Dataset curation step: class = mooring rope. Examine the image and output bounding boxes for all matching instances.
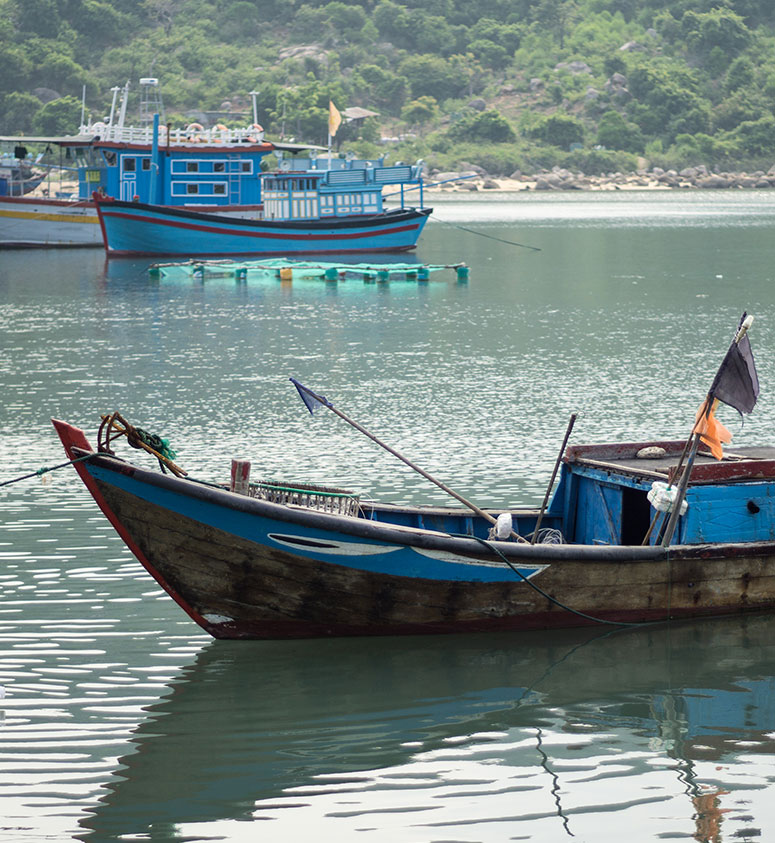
[457,533,647,627]
[431,215,542,251]
[0,452,94,488]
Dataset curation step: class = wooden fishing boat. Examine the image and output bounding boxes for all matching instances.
[53,406,775,638]
[49,315,764,639]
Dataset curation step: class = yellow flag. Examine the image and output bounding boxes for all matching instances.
[328,100,342,137]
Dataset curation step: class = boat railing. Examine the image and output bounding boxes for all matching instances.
[319,164,422,188]
[249,479,361,516]
[278,158,386,172]
[79,123,266,146]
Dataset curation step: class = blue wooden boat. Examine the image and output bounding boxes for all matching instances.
[52,408,775,638]
[0,83,277,246]
[1,81,427,249]
[93,182,431,257]
[0,155,46,196]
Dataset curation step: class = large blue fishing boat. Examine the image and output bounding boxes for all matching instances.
[92,156,430,257]
[0,81,428,250]
[0,83,279,246]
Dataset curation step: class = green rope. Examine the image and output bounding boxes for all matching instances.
[132,427,177,462]
[0,453,93,488]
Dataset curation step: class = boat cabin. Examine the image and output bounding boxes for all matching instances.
[262,155,425,220]
[96,139,269,206]
[553,442,775,546]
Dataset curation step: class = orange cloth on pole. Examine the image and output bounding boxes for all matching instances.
[696,398,732,460]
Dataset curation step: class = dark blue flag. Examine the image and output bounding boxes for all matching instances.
[290,377,332,415]
[709,313,759,415]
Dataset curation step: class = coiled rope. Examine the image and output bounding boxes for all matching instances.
[98,412,186,476]
[1,413,186,488]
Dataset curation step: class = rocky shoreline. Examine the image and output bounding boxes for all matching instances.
[428,164,775,192]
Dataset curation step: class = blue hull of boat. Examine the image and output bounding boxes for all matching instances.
[52,418,775,640]
[95,196,432,257]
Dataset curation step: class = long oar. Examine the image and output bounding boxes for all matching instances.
[290,378,528,542]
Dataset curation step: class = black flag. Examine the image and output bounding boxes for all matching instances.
[709,312,759,415]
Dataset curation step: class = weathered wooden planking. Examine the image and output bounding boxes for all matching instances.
[93,477,775,639]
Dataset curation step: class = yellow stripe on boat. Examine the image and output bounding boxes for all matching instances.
[0,209,98,224]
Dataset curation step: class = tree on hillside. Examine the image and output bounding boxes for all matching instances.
[144,0,185,36]
[352,65,408,114]
[724,55,755,93]
[730,115,775,156]
[528,112,583,148]
[681,8,752,58]
[398,54,465,102]
[626,61,709,141]
[456,109,516,142]
[595,110,644,153]
[401,96,440,134]
[32,96,82,134]
[532,0,579,49]
[1,92,42,133]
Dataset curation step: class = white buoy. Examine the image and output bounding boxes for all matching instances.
[494,512,513,539]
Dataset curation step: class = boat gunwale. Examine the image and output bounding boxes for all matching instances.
[67,445,738,564]
[94,195,433,231]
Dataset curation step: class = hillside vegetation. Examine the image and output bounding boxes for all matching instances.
[3,0,775,175]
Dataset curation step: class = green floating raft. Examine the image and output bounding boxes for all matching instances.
[148,258,469,283]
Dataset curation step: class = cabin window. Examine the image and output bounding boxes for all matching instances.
[142,159,151,171]
[103,151,117,166]
[171,181,227,197]
[186,162,199,173]
[240,161,251,173]
[124,158,136,172]
[214,162,225,173]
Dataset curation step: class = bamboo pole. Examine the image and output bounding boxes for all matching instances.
[291,378,528,542]
[659,314,754,547]
[531,413,576,544]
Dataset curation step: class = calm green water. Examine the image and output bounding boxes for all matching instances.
[1,191,775,841]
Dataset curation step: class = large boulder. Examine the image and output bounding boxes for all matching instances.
[697,175,731,188]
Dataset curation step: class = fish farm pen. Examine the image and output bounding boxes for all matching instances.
[148,258,470,283]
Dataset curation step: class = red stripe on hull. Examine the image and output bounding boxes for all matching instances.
[106,244,419,258]
[101,209,421,241]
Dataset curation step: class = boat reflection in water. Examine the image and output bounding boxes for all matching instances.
[78,613,775,842]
